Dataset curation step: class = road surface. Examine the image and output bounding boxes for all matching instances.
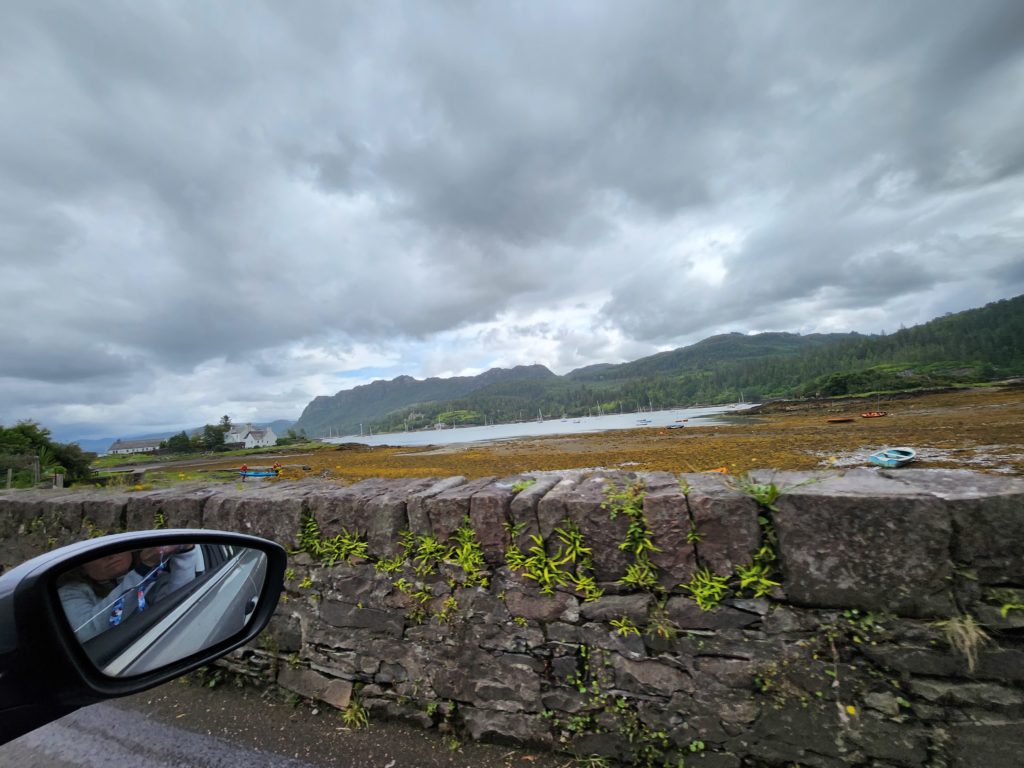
[0,679,567,768]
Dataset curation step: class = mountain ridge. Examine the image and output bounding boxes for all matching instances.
[293,295,1024,437]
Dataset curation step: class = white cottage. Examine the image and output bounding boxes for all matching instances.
[224,423,277,449]
[108,438,163,455]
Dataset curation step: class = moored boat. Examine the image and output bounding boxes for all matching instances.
[860,411,887,418]
[868,447,916,468]
[826,417,855,423]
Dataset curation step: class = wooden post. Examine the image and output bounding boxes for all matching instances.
[33,457,39,485]
[5,468,11,489]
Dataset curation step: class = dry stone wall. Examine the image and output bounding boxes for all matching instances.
[2,468,1024,767]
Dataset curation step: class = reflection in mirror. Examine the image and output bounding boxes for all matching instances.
[57,541,268,677]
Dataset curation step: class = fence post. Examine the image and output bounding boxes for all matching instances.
[5,468,11,489]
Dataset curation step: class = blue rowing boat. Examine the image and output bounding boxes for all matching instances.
[240,471,278,478]
[868,447,916,468]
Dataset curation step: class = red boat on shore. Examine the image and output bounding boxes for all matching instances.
[860,411,887,418]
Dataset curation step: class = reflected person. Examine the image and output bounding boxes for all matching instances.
[58,545,201,642]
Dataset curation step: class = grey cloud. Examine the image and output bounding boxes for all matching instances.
[2,1,1023,436]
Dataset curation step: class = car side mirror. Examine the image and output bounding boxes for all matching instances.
[0,530,286,745]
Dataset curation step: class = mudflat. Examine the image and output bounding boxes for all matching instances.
[190,384,1022,482]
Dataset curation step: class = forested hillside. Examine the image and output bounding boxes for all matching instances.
[296,295,1024,437]
[294,365,556,436]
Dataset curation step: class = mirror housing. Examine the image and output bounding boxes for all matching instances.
[0,530,285,745]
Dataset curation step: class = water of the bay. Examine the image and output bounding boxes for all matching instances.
[323,403,753,448]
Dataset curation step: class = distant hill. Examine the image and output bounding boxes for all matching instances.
[294,295,1024,436]
[565,332,860,382]
[293,364,557,437]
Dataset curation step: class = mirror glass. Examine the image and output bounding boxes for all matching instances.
[56,541,268,677]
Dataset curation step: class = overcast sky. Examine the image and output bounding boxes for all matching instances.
[2,1,1023,441]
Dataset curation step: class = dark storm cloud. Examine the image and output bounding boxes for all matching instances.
[1,1,1022,435]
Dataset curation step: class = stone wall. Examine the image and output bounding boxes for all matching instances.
[2,468,1024,767]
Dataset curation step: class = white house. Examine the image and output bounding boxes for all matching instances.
[224,424,277,449]
[108,438,163,455]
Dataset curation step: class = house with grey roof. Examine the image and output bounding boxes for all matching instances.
[223,423,277,449]
[108,438,163,455]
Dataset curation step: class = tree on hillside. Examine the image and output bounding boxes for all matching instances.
[219,415,232,431]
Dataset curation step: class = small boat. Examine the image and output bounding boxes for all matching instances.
[868,447,916,468]
[826,417,855,424]
[860,411,888,418]
[239,463,281,478]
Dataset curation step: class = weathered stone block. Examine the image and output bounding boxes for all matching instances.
[926,474,1024,585]
[428,473,499,544]
[535,475,579,541]
[362,478,436,557]
[508,476,558,551]
[433,652,541,713]
[460,707,554,748]
[580,593,653,623]
[202,485,308,546]
[81,494,127,533]
[564,472,634,582]
[683,473,762,576]
[949,721,1024,768]
[320,599,404,638]
[126,493,166,531]
[308,483,369,538]
[612,656,692,696]
[665,595,761,630]
[469,480,516,565]
[277,665,333,701]
[772,469,954,617]
[407,476,465,534]
[642,472,699,587]
[505,590,578,622]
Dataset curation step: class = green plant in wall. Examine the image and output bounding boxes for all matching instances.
[153,509,168,530]
[510,478,536,493]
[317,527,370,566]
[934,613,991,672]
[412,534,447,576]
[645,602,679,641]
[520,534,570,594]
[686,521,702,544]
[603,481,661,592]
[448,516,488,587]
[987,588,1024,618]
[610,616,640,637]
[398,528,416,560]
[682,567,730,611]
[734,558,780,599]
[374,555,404,574]
[555,520,604,602]
[436,595,459,624]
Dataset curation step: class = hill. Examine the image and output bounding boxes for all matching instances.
[293,365,557,437]
[293,295,1024,436]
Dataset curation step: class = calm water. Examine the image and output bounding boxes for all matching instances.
[323,404,753,448]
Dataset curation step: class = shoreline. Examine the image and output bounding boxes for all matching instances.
[130,385,1023,484]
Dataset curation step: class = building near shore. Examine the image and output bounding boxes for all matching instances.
[107,438,163,455]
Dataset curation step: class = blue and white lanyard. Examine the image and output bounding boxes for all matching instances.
[107,558,167,626]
